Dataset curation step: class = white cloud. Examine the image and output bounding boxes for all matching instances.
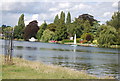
[32,14,39,20]
[70,3,91,11]
[0,2,117,27]
[49,8,58,12]
[1,2,14,11]
[112,2,118,8]
[103,12,111,17]
[58,2,71,9]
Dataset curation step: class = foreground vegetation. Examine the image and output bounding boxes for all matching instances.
[1,55,114,79]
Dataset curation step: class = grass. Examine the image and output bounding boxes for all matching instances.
[1,55,114,79]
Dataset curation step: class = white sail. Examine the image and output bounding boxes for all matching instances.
[74,34,76,45]
[71,34,77,47]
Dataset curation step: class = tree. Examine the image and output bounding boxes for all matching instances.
[97,25,117,47]
[91,21,100,37]
[3,27,13,36]
[81,33,94,42]
[54,24,68,41]
[23,20,39,41]
[36,21,47,41]
[53,11,67,41]
[106,11,120,45]
[60,11,65,24]
[66,12,71,24]
[78,14,97,26]
[14,14,25,39]
[106,11,120,30]
[54,14,59,24]
[41,29,55,42]
[83,20,92,33]
[46,23,57,32]
[68,18,84,38]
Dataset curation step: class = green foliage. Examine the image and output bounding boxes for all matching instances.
[60,11,65,24]
[3,27,13,36]
[97,25,117,47]
[46,23,57,32]
[36,22,47,41]
[3,27,13,32]
[67,23,75,37]
[14,14,25,39]
[106,11,120,45]
[91,21,100,37]
[54,14,59,24]
[66,12,71,24]
[106,11,120,30]
[41,29,55,42]
[81,33,94,42]
[53,11,67,41]
[83,20,92,33]
[54,24,68,41]
[76,38,81,43]
[62,39,74,44]
[67,19,83,38]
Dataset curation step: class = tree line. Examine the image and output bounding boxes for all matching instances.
[1,11,120,47]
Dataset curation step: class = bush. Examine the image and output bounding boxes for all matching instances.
[81,33,94,41]
[62,39,74,44]
[76,38,81,43]
[92,40,98,44]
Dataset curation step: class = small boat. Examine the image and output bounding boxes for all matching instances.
[71,34,77,47]
[29,37,36,42]
[49,40,58,43]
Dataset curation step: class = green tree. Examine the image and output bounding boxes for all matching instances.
[60,11,65,24]
[54,14,59,24]
[91,21,100,37]
[106,11,120,30]
[70,18,84,37]
[14,14,25,39]
[83,20,91,33]
[36,21,47,41]
[46,23,57,32]
[41,29,55,42]
[106,11,120,45]
[54,24,67,41]
[81,33,94,42]
[97,25,117,47]
[66,12,71,24]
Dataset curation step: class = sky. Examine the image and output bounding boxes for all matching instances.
[0,0,119,26]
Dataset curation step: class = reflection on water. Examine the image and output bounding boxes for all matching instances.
[0,39,119,78]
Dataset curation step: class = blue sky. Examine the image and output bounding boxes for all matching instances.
[0,0,119,26]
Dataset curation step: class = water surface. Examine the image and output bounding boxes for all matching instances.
[0,39,119,78]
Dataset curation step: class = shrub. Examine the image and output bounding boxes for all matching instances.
[81,33,94,41]
[62,39,74,44]
[76,38,81,43]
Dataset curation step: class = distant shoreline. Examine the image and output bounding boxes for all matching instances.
[0,38,120,49]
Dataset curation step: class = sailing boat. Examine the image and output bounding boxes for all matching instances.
[71,34,77,47]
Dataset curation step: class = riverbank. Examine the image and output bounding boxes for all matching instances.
[1,38,120,48]
[64,42,97,47]
[63,42,120,48]
[1,55,114,79]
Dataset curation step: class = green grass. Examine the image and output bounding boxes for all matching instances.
[1,55,114,79]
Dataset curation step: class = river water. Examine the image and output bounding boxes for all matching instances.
[0,39,119,78]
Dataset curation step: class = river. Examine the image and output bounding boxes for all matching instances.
[0,39,119,78]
